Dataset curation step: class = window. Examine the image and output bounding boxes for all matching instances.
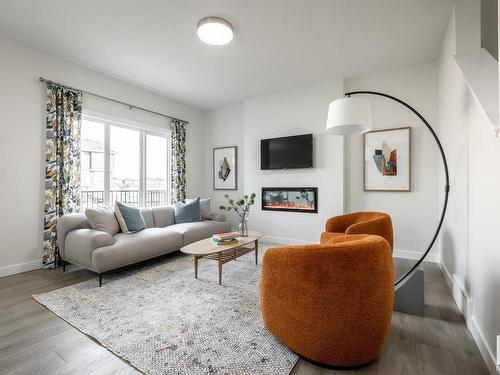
[110,125,141,206]
[80,116,170,210]
[81,119,105,207]
[146,133,169,207]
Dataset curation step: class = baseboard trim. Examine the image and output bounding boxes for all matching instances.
[261,235,314,246]
[0,260,41,278]
[438,257,498,375]
[438,259,473,319]
[469,316,498,375]
[438,257,454,289]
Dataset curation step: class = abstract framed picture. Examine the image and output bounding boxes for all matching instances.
[363,127,411,191]
[213,146,237,190]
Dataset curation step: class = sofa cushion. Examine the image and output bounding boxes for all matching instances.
[91,228,182,273]
[174,197,202,224]
[167,220,232,246]
[139,208,154,228]
[186,197,211,220]
[85,206,120,236]
[114,202,146,233]
[152,206,175,228]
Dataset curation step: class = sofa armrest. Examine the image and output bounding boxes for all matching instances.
[208,212,226,222]
[57,213,91,258]
[64,229,114,269]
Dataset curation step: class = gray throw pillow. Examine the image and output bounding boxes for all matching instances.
[85,206,120,235]
[114,202,146,233]
[186,197,211,220]
[174,197,202,224]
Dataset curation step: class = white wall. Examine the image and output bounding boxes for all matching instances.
[203,104,244,228]
[205,79,345,242]
[243,79,345,243]
[438,1,500,372]
[345,62,440,260]
[438,1,474,305]
[0,36,205,276]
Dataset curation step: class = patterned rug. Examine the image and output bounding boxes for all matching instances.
[33,247,297,375]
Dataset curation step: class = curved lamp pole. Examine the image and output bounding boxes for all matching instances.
[327,91,450,302]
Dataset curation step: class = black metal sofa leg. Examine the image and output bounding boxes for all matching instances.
[98,273,102,287]
[62,261,66,272]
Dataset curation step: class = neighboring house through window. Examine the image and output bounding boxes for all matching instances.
[80,115,170,210]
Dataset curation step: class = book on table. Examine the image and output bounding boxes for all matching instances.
[211,238,239,246]
[212,232,238,241]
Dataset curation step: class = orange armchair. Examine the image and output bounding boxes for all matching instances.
[321,211,393,252]
[260,234,394,367]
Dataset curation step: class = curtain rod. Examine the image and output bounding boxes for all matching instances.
[39,77,189,124]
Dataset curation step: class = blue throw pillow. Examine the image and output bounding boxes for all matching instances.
[114,202,146,233]
[174,197,202,224]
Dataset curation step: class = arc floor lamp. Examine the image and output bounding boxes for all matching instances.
[326,91,450,316]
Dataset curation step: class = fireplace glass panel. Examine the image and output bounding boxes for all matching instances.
[261,187,318,213]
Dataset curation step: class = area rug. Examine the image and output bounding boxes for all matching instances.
[33,248,298,374]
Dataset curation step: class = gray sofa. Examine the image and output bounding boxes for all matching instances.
[57,206,231,285]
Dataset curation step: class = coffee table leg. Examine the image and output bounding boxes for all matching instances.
[218,252,223,285]
[194,256,199,279]
[255,239,259,265]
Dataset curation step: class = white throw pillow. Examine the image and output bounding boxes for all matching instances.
[85,206,120,235]
[186,197,211,220]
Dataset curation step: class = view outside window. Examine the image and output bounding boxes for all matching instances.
[110,125,140,206]
[81,119,105,208]
[146,133,169,206]
[80,117,170,210]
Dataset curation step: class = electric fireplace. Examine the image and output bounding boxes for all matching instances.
[261,187,318,213]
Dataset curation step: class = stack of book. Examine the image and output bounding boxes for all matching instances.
[211,232,238,245]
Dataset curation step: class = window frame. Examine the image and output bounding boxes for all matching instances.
[81,113,171,209]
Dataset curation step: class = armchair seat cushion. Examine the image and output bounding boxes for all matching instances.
[320,232,344,244]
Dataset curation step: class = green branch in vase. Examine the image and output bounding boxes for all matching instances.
[219,193,256,219]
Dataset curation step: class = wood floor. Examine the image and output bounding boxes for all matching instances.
[0,256,489,375]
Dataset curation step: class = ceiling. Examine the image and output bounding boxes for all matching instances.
[0,0,453,110]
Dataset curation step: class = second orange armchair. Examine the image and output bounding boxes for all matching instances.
[321,211,393,251]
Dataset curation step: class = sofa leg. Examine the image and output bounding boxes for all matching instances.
[62,261,66,272]
[55,250,61,268]
[98,274,102,287]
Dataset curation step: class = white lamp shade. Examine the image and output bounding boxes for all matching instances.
[326,97,373,135]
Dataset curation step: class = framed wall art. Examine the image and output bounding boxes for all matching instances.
[363,127,411,191]
[213,146,237,190]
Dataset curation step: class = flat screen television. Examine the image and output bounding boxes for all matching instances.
[261,134,313,170]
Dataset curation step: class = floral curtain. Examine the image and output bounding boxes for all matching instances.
[43,84,83,268]
[171,119,187,203]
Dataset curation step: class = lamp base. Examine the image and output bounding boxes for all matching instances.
[394,267,425,316]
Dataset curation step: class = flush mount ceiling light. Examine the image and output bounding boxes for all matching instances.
[197,16,234,46]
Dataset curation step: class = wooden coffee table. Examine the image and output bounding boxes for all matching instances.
[180,231,263,285]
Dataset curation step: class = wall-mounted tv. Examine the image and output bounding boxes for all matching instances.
[260,134,313,170]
